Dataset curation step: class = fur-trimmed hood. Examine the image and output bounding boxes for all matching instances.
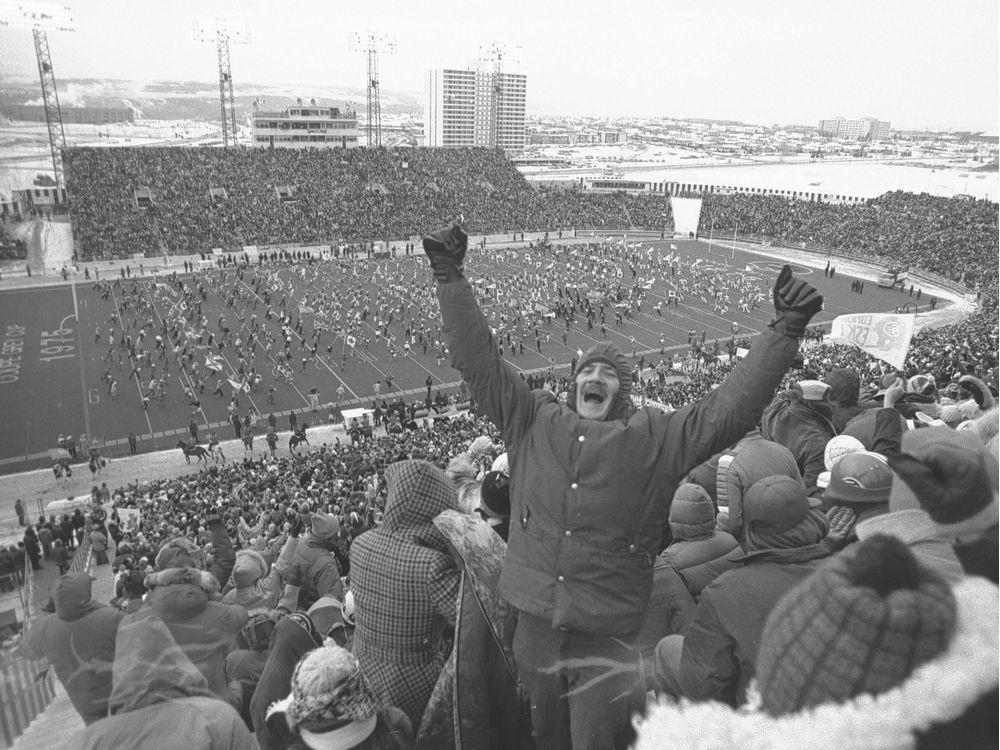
[633,577,998,750]
[143,567,220,621]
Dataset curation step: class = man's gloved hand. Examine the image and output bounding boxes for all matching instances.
[770,264,824,338]
[286,563,302,588]
[825,506,857,548]
[423,224,468,283]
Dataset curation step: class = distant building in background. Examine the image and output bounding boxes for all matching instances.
[425,69,527,151]
[251,102,359,149]
[527,130,628,145]
[818,117,891,141]
[1,105,134,125]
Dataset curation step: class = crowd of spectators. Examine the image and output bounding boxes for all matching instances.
[17,174,999,749]
[0,235,28,261]
[699,190,999,290]
[63,147,677,259]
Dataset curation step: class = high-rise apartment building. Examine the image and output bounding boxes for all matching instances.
[425,69,526,151]
[818,117,891,141]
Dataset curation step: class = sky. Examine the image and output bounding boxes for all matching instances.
[0,0,997,132]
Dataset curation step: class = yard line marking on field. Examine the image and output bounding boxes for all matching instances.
[70,275,93,442]
[109,285,154,440]
[138,278,216,429]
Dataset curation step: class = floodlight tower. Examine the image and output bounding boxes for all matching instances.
[479,42,519,150]
[351,31,396,148]
[0,1,75,187]
[194,17,250,148]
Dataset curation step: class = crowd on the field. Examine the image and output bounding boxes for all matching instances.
[17,169,999,750]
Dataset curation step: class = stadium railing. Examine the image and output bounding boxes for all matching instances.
[0,535,93,748]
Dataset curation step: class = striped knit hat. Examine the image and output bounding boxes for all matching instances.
[756,534,955,716]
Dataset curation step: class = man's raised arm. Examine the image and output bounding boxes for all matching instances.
[424,224,535,446]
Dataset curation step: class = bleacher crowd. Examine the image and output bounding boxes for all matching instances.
[17,159,999,750]
[63,147,677,259]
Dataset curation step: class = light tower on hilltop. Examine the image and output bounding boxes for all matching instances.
[194,17,250,148]
[479,41,520,150]
[0,1,75,187]
[351,31,396,148]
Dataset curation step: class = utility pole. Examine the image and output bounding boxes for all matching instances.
[194,17,250,148]
[351,31,396,148]
[1,1,75,187]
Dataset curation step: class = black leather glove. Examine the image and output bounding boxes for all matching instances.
[422,224,468,283]
[769,264,823,338]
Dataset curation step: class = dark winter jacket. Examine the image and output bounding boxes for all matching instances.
[439,277,799,636]
[23,572,124,724]
[290,534,342,610]
[251,613,323,750]
[122,567,248,697]
[659,485,741,595]
[678,555,830,706]
[712,430,803,543]
[761,393,837,491]
[77,618,257,749]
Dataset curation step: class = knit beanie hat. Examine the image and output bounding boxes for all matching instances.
[310,511,340,540]
[668,483,716,541]
[757,534,956,716]
[570,342,632,419]
[907,374,937,398]
[823,435,865,471]
[480,470,511,519]
[266,645,379,746]
[232,549,268,588]
[823,451,894,505]
[887,426,999,534]
[154,537,205,570]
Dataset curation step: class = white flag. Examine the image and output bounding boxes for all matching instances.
[670,244,678,251]
[827,313,915,370]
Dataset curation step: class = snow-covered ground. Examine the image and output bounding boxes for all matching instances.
[1,119,995,202]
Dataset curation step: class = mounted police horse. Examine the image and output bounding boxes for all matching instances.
[288,424,309,453]
[176,440,209,464]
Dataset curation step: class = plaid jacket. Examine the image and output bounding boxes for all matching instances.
[350,460,461,728]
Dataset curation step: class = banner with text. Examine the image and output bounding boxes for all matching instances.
[827,313,916,370]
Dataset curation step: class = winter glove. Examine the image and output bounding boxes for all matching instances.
[285,563,302,588]
[824,506,856,547]
[769,264,823,338]
[423,224,468,283]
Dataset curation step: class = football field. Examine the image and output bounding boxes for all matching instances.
[0,238,925,474]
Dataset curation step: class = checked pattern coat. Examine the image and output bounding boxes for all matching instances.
[350,459,461,729]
